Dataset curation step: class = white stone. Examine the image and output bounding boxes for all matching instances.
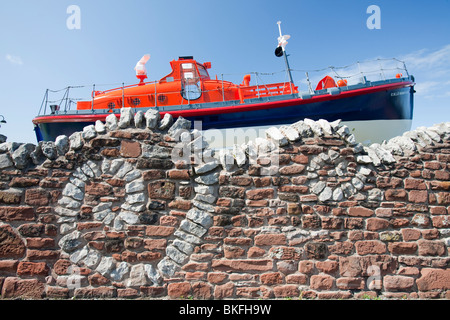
[266,126,288,146]
[194,171,219,185]
[195,160,219,175]
[0,153,13,169]
[279,125,300,142]
[352,177,364,190]
[159,113,173,130]
[116,161,133,178]
[96,256,115,275]
[134,111,145,128]
[58,197,81,209]
[105,114,119,131]
[83,250,101,268]
[70,246,89,264]
[332,188,344,201]
[125,180,145,193]
[166,245,189,265]
[317,119,333,135]
[124,169,142,182]
[118,107,134,128]
[95,120,106,134]
[145,109,160,129]
[126,193,145,204]
[82,125,97,140]
[157,258,179,277]
[127,264,148,287]
[172,239,194,255]
[144,264,161,285]
[92,202,112,213]
[232,144,247,167]
[110,262,130,281]
[109,159,124,175]
[69,132,83,150]
[62,183,84,201]
[186,208,213,228]
[55,135,69,155]
[311,181,326,194]
[304,118,323,136]
[318,187,333,202]
[174,230,202,245]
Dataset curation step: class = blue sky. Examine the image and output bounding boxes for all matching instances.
[1,0,450,143]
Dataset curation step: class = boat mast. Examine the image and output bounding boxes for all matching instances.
[276,21,294,92]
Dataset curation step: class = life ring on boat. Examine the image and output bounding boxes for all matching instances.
[396,73,403,78]
[337,79,347,87]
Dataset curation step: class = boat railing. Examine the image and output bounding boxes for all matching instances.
[37,58,410,116]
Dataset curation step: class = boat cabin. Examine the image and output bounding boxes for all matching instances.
[76,56,297,111]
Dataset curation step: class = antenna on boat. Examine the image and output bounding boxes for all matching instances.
[135,54,150,85]
[275,21,294,91]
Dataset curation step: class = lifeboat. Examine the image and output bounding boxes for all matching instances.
[32,23,415,146]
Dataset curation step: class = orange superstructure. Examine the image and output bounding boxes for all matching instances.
[76,56,297,111]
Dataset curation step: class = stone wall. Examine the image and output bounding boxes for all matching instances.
[0,108,449,300]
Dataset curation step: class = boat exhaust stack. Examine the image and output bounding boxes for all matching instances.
[135,54,150,85]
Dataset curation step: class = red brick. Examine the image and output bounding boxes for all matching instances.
[310,274,335,290]
[168,170,189,180]
[0,225,26,258]
[0,190,22,204]
[143,238,167,250]
[432,215,450,228]
[245,188,274,200]
[385,189,408,201]
[17,261,49,276]
[436,192,450,205]
[254,234,286,246]
[168,282,191,298]
[247,247,265,258]
[9,177,40,188]
[148,181,176,200]
[85,182,112,196]
[0,206,35,221]
[284,273,306,285]
[418,240,446,256]
[348,207,374,217]
[0,260,18,273]
[145,226,175,237]
[1,277,45,299]
[404,178,427,190]
[24,189,50,206]
[291,154,309,164]
[366,218,390,231]
[120,140,141,158]
[279,164,305,175]
[336,277,365,290]
[355,240,386,255]
[260,272,283,285]
[74,287,116,299]
[229,176,253,186]
[388,242,418,255]
[273,285,300,298]
[211,259,273,272]
[316,260,339,273]
[408,190,428,203]
[207,272,228,284]
[383,275,414,291]
[416,268,450,291]
[214,282,234,299]
[25,237,55,249]
[191,282,212,299]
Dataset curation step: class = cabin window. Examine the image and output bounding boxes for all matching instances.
[181,62,201,100]
[131,98,141,106]
[197,64,210,79]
